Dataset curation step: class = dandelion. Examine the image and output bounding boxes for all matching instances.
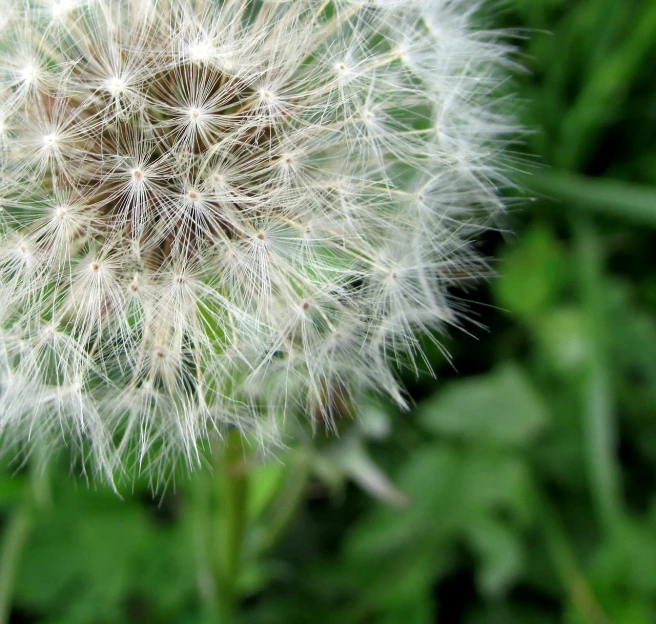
[0,0,517,479]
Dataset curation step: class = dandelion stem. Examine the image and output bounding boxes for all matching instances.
[0,458,48,624]
[255,450,311,556]
[215,433,248,624]
[189,473,220,623]
[0,502,31,624]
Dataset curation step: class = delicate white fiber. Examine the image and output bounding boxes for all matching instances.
[0,0,517,479]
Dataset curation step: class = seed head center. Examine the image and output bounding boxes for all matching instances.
[189,41,213,63]
[107,76,126,95]
[20,65,37,84]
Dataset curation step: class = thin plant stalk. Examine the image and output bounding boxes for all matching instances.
[0,501,32,624]
[215,433,248,624]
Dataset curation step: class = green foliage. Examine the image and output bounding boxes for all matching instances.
[2,0,656,622]
[7,480,196,624]
[417,364,547,446]
[494,225,568,320]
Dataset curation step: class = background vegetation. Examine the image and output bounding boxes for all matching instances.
[2,0,656,621]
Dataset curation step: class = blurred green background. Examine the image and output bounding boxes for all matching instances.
[2,0,656,622]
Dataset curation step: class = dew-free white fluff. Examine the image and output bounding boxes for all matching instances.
[0,0,516,477]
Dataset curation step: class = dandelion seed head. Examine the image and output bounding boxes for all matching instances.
[0,0,518,481]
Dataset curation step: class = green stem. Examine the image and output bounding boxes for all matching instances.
[215,434,248,624]
[255,451,311,556]
[189,473,219,623]
[0,458,47,624]
[573,217,623,535]
[190,434,249,624]
[536,491,611,624]
[0,500,32,624]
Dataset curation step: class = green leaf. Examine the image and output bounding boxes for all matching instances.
[590,517,656,595]
[494,225,567,319]
[13,486,196,623]
[246,460,286,520]
[331,443,537,618]
[535,307,590,374]
[465,517,524,596]
[332,436,409,507]
[418,365,548,447]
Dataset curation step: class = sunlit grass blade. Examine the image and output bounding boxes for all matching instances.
[528,171,656,227]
